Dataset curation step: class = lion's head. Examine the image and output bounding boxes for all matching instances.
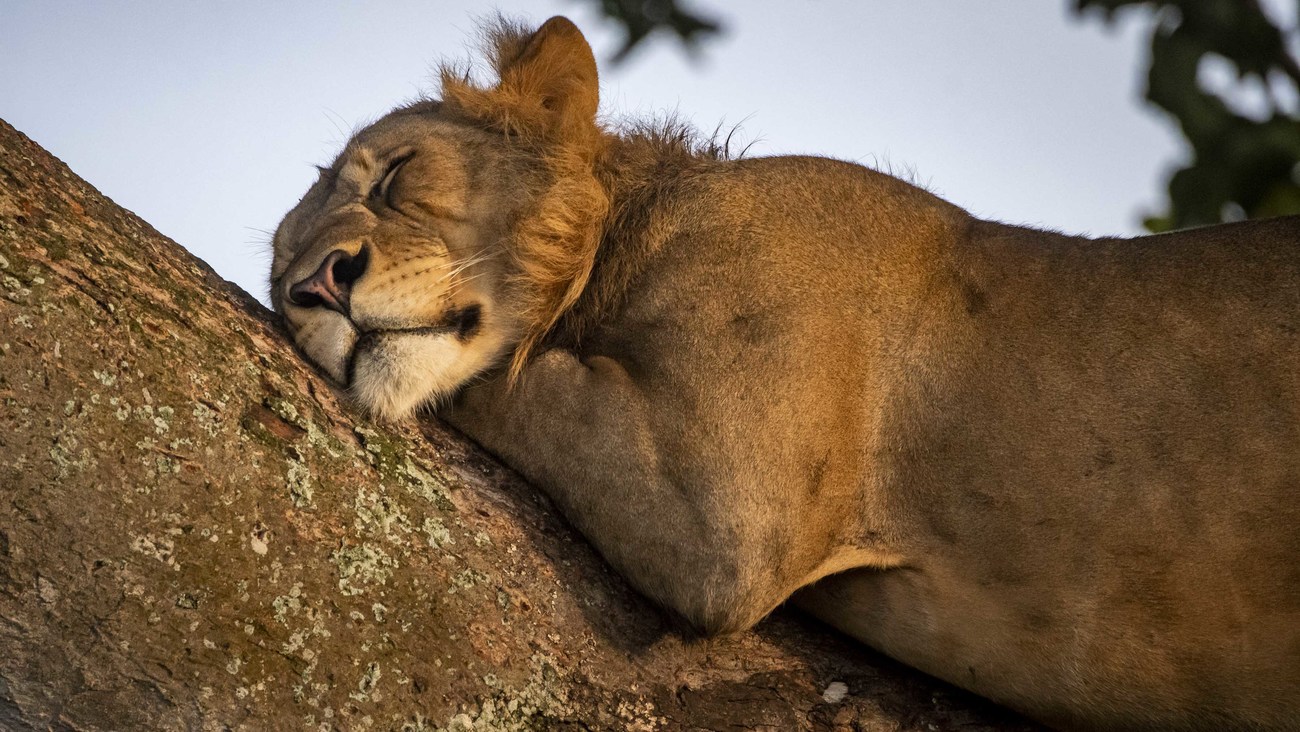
[269,16,608,420]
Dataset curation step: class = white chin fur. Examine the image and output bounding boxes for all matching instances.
[349,332,488,421]
[294,317,358,384]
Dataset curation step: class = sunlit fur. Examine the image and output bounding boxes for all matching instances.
[271,17,615,419]
[271,15,1300,731]
[438,15,609,380]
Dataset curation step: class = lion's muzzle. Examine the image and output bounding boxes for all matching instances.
[287,245,370,316]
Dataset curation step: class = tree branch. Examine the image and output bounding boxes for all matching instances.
[0,118,1036,730]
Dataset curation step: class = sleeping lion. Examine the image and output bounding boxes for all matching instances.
[269,16,1300,731]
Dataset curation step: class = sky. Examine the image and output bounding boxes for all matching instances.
[0,1,1227,303]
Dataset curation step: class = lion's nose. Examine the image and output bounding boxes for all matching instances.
[287,246,369,315]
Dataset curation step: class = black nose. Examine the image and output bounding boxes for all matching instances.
[287,246,369,315]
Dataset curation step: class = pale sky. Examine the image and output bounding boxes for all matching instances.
[2,1,1211,303]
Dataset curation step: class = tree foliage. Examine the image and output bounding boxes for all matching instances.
[588,0,1300,232]
[596,0,721,62]
[1076,0,1300,231]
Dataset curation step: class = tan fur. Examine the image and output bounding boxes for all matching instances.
[270,17,1300,731]
[439,16,609,379]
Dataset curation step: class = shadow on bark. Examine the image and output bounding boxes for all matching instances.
[0,119,1039,731]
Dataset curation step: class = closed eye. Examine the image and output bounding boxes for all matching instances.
[369,152,415,207]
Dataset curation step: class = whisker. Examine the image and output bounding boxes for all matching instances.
[435,252,496,283]
[444,272,491,298]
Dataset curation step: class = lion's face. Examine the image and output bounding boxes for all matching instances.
[271,17,607,420]
[270,108,532,420]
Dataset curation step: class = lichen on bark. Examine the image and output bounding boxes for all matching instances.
[0,119,1037,731]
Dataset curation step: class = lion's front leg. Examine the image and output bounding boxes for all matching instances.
[445,348,791,634]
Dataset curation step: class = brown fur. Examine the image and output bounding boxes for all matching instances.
[439,16,610,379]
[270,16,1300,731]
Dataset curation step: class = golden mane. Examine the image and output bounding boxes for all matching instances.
[436,17,610,381]
[432,18,746,381]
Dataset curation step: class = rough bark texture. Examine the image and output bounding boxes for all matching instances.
[0,119,1039,731]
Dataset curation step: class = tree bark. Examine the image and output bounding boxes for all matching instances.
[0,118,1038,731]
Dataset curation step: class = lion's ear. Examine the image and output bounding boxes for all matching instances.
[441,17,599,144]
[497,17,599,139]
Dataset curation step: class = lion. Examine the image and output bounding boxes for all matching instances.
[269,16,1300,731]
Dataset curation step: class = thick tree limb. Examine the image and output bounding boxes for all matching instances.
[0,119,1037,731]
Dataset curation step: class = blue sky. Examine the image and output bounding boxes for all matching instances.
[2,1,1219,302]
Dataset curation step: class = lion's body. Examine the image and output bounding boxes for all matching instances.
[271,17,1300,730]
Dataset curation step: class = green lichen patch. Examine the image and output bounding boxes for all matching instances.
[352,424,456,513]
[332,543,397,596]
[303,419,346,459]
[422,517,454,549]
[429,654,573,732]
[49,433,97,477]
[130,532,178,568]
[286,458,314,508]
[400,456,455,512]
[349,661,382,703]
[2,273,31,304]
[353,487,411,543]
[265,395,308,431]
[448,569,490,595]
[152,404,174,434]
[353,425,402,468]
[192,401,222,437]
[271,583,306,626]
[92,369,118,387]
